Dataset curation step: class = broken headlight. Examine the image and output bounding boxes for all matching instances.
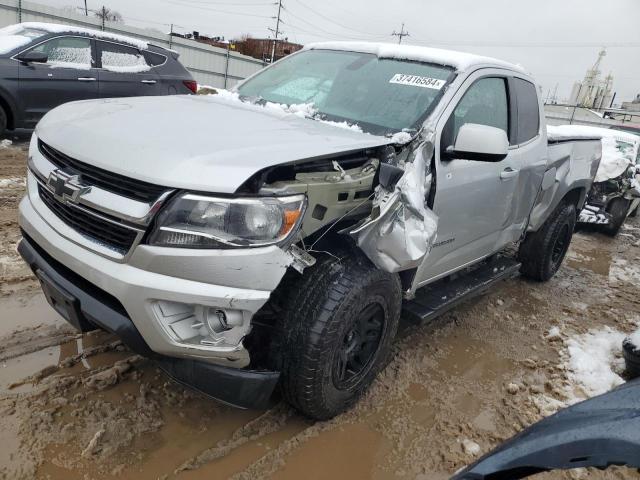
[148,193,306,248]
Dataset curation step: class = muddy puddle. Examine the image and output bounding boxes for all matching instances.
[2,142,640,479]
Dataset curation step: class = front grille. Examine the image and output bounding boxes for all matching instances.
[38,140,168,203]
[38,185,139,254]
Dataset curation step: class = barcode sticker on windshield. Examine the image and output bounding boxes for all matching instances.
[389,74,446,90]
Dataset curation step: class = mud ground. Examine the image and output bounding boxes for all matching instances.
[1,140,639,479]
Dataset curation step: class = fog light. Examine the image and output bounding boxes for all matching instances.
[153,300,251,350]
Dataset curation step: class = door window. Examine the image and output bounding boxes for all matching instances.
[513,78,540,144]
[442,77,509,149]
[99,42,149,73]
[29,36,92,69]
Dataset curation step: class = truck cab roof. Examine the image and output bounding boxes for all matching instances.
[304,41,527,75]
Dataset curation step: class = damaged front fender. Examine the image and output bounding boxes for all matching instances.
[350,136,438,273]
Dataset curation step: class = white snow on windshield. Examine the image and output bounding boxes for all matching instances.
[213,89,366,134]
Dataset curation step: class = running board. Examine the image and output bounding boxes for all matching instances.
[402,256,521,324]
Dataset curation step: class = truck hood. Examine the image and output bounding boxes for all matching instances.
[35,95,391,194]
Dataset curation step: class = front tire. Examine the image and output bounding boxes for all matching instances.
[273,251,402,420]
[602,197,630,237]
[518,202,576,282]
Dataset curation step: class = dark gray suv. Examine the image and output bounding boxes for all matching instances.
[0,22,196,135]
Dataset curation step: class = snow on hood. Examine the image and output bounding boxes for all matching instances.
[35,95,391,194]
[304,41,526,73]
[548,125,640,182]
[0,22,148,54]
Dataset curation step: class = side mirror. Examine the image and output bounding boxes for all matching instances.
[15,51,48,64]
[445,123,509,162]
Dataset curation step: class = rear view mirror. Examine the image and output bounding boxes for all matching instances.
[446,123,509,162]
[16,51,48,64]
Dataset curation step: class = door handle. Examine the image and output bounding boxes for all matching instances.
[141,80,157,84]
[500,167,519,180]
[77,77,96,82]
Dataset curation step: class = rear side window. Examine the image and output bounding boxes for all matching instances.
[442,77,509,148]
[98,41,149,73]
[143,51,166,67]
[29,37,92,69]
[513,78,540,144]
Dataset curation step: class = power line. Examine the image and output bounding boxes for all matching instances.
[282,7,388,41]
[293,0,386,37]
[161,0,276,19]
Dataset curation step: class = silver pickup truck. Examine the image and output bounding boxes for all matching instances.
[18,42,601,419]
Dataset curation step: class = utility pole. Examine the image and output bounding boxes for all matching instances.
[169,23,174,50]
[270,0,282,63]
[84,0,88,16]
[100,6,106,30]
[391,23,409,44]
[18,0,22,23]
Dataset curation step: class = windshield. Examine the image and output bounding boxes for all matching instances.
[237,49,454,135]
[0,25,47,55]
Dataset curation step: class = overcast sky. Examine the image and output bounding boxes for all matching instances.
[43,0,640,103]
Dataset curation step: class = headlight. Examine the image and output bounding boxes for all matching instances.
[148,193,306,248]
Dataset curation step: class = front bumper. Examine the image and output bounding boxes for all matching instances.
[18,233,280,409]
[19,178,293,366]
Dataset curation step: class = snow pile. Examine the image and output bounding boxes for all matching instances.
[0,22,148,54]
[0,139,12,148]
[304,41,526,73]
[564,326,626,398]
[390,131,413,145]
[212,90,367,134]
[596,135,633,182]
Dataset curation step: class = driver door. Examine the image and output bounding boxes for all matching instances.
[417,73,520,284]
[17,36,99,127]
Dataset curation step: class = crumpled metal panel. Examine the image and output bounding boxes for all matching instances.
[350,139,438,273]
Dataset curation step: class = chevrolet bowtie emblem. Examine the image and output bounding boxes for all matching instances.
[47,170,92,203]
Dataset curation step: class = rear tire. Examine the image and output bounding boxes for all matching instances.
[518,202,576,282]
[629,204,639,218]
[602,198,630,237]
[272,250,402,420]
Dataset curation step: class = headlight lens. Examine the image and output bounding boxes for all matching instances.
[148,193,306,248]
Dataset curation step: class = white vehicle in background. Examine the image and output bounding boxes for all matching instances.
[548,125,640,236]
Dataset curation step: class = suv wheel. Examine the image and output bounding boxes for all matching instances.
[272,250,402,420]
[518,201,576,282]
[602,197,630,237]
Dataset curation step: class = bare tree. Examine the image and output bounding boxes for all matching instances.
[95,6,123,23]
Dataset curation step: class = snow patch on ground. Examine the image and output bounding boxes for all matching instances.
[0,177,25,189]
[524,323,636,418]
[627,328,640,350]
[609,258,640,285]
[0,139,12,148]
[564,326,626,398]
